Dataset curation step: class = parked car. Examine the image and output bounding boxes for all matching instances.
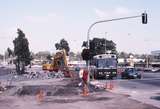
[121,67,141,79]
[151,68,160,72]
[75,64,86,72]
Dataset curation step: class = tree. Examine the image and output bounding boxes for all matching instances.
[46,54,52,61]
[0,54,3,60]
[81,49,92,60]
[82,38,116,60]
[5,47,14,64]
[13,29,31,74]
[7,47,14,57]
[118,52,128,58]
[55,39,70,55]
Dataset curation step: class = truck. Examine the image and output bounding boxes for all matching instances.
[91,53,117,79]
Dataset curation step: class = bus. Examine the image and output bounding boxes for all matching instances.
[91,53,117,79]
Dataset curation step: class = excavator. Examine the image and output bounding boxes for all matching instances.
[42,50,72,77]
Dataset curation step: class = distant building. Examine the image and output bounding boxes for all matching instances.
[118,55,145,67]
[150,50,160,67]
[151,50,160,56]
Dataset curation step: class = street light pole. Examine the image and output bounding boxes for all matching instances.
[87,15,142,49]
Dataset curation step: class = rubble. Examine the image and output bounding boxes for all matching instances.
[0,82,6,93]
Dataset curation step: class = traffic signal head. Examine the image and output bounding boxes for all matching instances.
[81,49,92,60]
[142,13,148,24]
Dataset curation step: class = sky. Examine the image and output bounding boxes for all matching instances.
[0,0,160,54]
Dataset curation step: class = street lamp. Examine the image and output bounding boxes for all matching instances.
[87,13,148,49]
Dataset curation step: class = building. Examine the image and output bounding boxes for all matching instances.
[118,55,145,67]
[150,50,160,67]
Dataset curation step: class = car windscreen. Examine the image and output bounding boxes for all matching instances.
[125,68,136,74]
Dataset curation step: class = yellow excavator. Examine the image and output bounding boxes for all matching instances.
[42,50,71,77]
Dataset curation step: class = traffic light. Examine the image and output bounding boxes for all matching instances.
[81,49,92,60]
[142,12,147,24]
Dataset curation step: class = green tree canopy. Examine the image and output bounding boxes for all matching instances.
[82,38,116,60]
[118,52,128,58]
[7,47,14,57]
[46,54,52,61]
[13,29,31,74]
[55,38,70,55]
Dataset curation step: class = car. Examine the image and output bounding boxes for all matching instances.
[151,68,160,72]
[121,67,141,79]
[74,64,86,72]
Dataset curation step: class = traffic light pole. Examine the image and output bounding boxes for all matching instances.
[87,15,142,48]
[87,13,147,82]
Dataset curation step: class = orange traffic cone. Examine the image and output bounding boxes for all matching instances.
[109,81,114,90]
[105,82,110,90]
[82,84,89,96]
[105,81,114,90]
[36,90,44,102]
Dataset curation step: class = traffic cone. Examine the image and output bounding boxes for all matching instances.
[82,85,89,96]
[105,82,110,90]
[109,81,114,90]
[105,81,114,90]
[36,90,44,102]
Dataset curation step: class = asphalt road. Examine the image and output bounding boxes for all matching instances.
[96,71,160,90]
[131,78,160,87]
[130,71,160,87]
[142,72,160,78]
[91,71,160,108]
